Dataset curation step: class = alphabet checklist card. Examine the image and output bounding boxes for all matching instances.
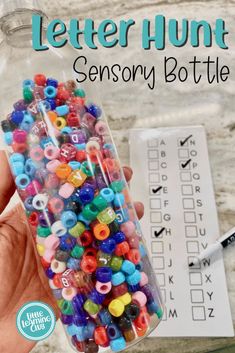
[129,126,234,337]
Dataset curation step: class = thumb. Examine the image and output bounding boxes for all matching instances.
[0,151,15,214]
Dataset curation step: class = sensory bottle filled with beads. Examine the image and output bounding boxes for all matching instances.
[0,1,163,352]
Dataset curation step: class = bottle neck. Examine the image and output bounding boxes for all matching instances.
[0,9,46,48]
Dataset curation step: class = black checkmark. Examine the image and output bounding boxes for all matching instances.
[152,186,162,194]
[180,134,193,146]
[154,228,165,238]
[181,159,191,169]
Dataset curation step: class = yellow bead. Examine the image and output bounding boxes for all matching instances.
[67,169,87,187]
[54,117,67,130]
[118,292,132,306]
[108,299,125,317]
[36,243,45,256]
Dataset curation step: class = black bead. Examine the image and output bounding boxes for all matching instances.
[125,303,140,321]
[109,220,120,235]
[118,314,132,331]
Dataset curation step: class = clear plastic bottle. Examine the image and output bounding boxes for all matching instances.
[0,1,163,352]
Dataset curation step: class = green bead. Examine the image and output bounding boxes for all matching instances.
[57,299,64,310]
[92,194,108,211]
[69,222,86,238]
[81,161,96,177]
[84,299,100,315]
[74,88,85,98]
[61,300,74,315]
[97,250,112,267]
[23,87,34,103]
[71,244,85,258]
[82,203,99,221]
[110,180,125,193]
[157,307,164,319]
[97,207,116,224]
[110,255,123,271]
[37,226,51,237]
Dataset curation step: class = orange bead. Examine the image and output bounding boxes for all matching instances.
[47,111,58,123]
[124,328,136,342]
[94,326,109,346]
[67,169,87,187]
[134,307,150,331]
[55,163,72,179]
[93,222,110,240]
[76,150,87,162]
[53,274,63,288]
[115,241,130,256]
[125,249,141,264]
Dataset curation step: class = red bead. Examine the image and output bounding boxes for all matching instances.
[115,241,130,256]
[89,150,103,164]
[94,327,109,346]
[78,230,93,247]
[12,142,27,153]
[134,307,150,330]
[125,249,141,265]
[28,212,39,227]
[83,247,97,258]
[57,88,70,101]
[80,256,97,274]
[73,339,85,352]
[60,143,77,162]
[55,98,64,106]
[76,150,87,162]
[67,113,80,127]
[34,74,47,86]
[41,257,50,270]
[53,274,63,288]
[112,283,128,298]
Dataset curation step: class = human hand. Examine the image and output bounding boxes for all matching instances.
[0,151,144,353]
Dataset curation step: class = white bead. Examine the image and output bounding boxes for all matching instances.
[48,279,58,289]
[61,287,77,300]
[32,193,49,210]
[51,220,67,237]
[86,140,100,153]
[51,259,67,273]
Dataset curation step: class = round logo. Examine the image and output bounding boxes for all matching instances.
[16,301,56,341]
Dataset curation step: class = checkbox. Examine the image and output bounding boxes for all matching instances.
[150,212,162,223]
[178,149,189,159]
[185,226,198,238]
[149,186,162,195]
[151,241,164,254]
[148,150,159,159]
[150,199,161,209]
[149,173,160,184]
[183,198,195,209]
[192,306,206,321]
[181,185,193,195]
[148,160,159,170]
[157,273,165,286]
[188,256,201,269]
[184,212,196,223]
[187,241,199,254]
[179,160,191,170]
[191,290,204,303]
[178,137,189,147]
[151,226,165,238]
[152,256,165,270]
[161,288,166,302]
[148,139,158,148]
[189,272,202,285]
[180,172,192,182]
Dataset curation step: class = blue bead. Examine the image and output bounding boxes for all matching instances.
[20,112,34,131]
[4,132,13,145]
[147,301,159,315]
[40,137,53,149]
[99,309,112,325]
[110,337,126,352]
[113,193,125,208]
[46,78,58,87]
[121,260,135,275]
[139,243,147,257]
[46,98,56,110]
[79,186,95,205]
[67,324,80,337]
[69,161,81,170]
[96,267,112,283]
[115,208,129,224]
[100,188,115,203]
[23,79,34,89]
[76,326,87,341]
[53,288,63,300]
[24,196,35,211]
[136,261,144,271]
[100,238,116,254]
[107,324,121,340]
[77,213,91,226]
[84,320,96,339]
[72,294,86,312]
[15,174,30,189]
[75,143,86,150]
[11,161,24,176]
[44,85,57,98]
[38,100,51,112]
[61,211,77,229]
[73,311,87,326]
[88,104,102,118]
[89,289,105,305]
[128,284,141,292]
[111,272,125,286]
[56,105,69,116]
[112,231,125,244]
[60,235,76,251]
[45,267,55,279]
[126,269,141,285]
[11,110,24,125]
[61,126,73,134]
[25,159,37,177]
[10,153,25,164]
[67,257,81,270]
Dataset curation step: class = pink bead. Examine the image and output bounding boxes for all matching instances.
[128,235,139,249]
[96,281,112,294]
[44,234,60,250]
[109,170,121,182]
[44,173,60,189]
[48,197,64,214]
[121,221,135,237]
[30,146,44,161]
[44,145,60,160]
[62,287,77,300]
[132,291,147,307]
[26,180,42,196]
[36,235,45,245]
[46,159,61,173]
[95,120,108,136]
[139,272,149,287]
[13,129,27,143]
[59,182,75,199]
[43,249,55,263]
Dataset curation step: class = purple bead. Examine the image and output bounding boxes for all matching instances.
[35,168,48,183]
[69,130,87,144]
[72,294,86,312]
[96,173,107,189]
[61,313,74,325]
[141,284,154,302]
[89,289,105,305]
[45,267,55,279]
[84,178,97,190]
[14,99,27,111]
[39,211,55,227]
[53,288,63,300]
